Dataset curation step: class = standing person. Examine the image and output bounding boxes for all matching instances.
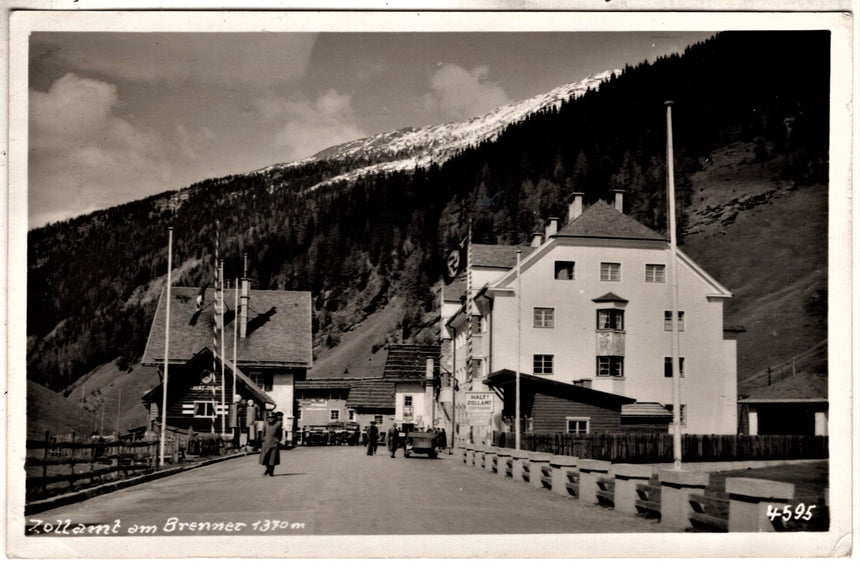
[387,424,400,458]
[260,412,283,476]
[366,421,379,456]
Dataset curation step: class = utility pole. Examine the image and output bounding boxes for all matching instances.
[159,226,173,467]
[666,102,683,470]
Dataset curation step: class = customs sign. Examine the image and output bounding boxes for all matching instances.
[463,392,494,423]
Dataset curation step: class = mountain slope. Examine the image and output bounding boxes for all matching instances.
[254,70,616,194]
[26,31,829,402]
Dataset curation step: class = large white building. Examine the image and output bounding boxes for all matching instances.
[443,191,742,443]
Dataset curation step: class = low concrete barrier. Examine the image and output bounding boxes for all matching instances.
[612,464,654,516]
[483,448,498,473]
[528,452,551,490]
[510,450,529,482]
[578,459,612,505]
[726,477,795,532]
[658,468,710,530]
[495,449,512,478]
[549,455,579,498]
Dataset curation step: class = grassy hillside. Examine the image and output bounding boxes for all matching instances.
[681,142,827,381]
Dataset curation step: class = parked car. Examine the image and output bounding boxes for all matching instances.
[326,422,346,445]
[343,422,361,446]
[302,425,328,446]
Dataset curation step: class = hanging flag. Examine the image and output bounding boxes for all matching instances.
[195,284,208,311]
[442,235,467,285]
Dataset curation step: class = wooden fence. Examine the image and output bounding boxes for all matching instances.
[493,433,828,462]
[25,428,197,502]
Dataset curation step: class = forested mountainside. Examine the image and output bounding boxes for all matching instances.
[27,30,829,392]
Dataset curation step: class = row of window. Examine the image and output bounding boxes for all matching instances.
[296,408,366,422]
[554,261,666,283]
[533,354,685,378]
[533,307,685,331]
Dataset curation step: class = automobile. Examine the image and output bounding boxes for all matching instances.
[343,422,361,446]
[302,425,328,446]
[326,422,346,445]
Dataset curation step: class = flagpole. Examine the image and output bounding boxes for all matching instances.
[220,260,226,434]
[666,101,683,470]
[159,226,173,467]
[515,249,522,451]
[233,276,239,432]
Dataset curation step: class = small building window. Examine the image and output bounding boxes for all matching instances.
[566,417,590,435]
[194,401,216,417]
[374,415,384,424]
[663,357,686,378]
[555,261,575,280]
[250,372,273,392]
[404,395,413,407]
[664,311,685,331]
[600,262,621,282]
[348,409,355,421]
[597,309,624,330]
[330,409,340,421]
[533,354,554,374]
[646,264,666,283]
[534,307,555,328]
[597,356,624,377]
[296,407,302,420]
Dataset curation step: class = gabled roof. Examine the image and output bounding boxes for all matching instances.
[382,344,441,382]
[592,292,629,303]
[295,377,353,391]
[471,243,535,269]
[443,273,467,302]
[485,369,636,406]
[141,347,275,407]
[346,379,396,409]
[141,286,312,368]
[556,200,666,241]
[739,371,828,402]
[621,402,673,417]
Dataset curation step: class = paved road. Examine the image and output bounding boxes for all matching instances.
[25,446,672,536]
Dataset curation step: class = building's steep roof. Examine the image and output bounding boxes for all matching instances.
[443,273,467,301]
[141,347,276,407]
[557,200,666,241]
[471,243,535,269]
[740,371,828,402]
[141,286,312,368]
[295,377,353,391]
[382,344,440,382]
[346,379,396,409]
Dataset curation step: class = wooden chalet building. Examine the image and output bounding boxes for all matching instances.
[140,282,312,446]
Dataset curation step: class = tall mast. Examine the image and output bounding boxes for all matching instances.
[666,101,683,470]
[159,226,173,467]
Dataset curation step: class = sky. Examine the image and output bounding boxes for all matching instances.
[27,31,713,228]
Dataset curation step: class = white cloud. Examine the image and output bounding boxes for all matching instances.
[47,33,317,88]
[29,73,171,227]
[423,63,512,121]
[270,89,368,160]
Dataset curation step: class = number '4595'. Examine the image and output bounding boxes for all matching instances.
[766,503,816,522]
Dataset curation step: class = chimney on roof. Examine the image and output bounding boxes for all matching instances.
[613,189,624,212]
[239,253,250,338]
[568,192,584,221]
[544,217,559,240]
[530,232,543,248]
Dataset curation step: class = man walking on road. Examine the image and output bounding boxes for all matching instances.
[387,424,399,458]
[366,421,379,456]
[260,412,283,476]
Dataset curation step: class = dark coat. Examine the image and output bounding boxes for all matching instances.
[368,424,379,442]
[259,420,283,466]
[387,427,399,450]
